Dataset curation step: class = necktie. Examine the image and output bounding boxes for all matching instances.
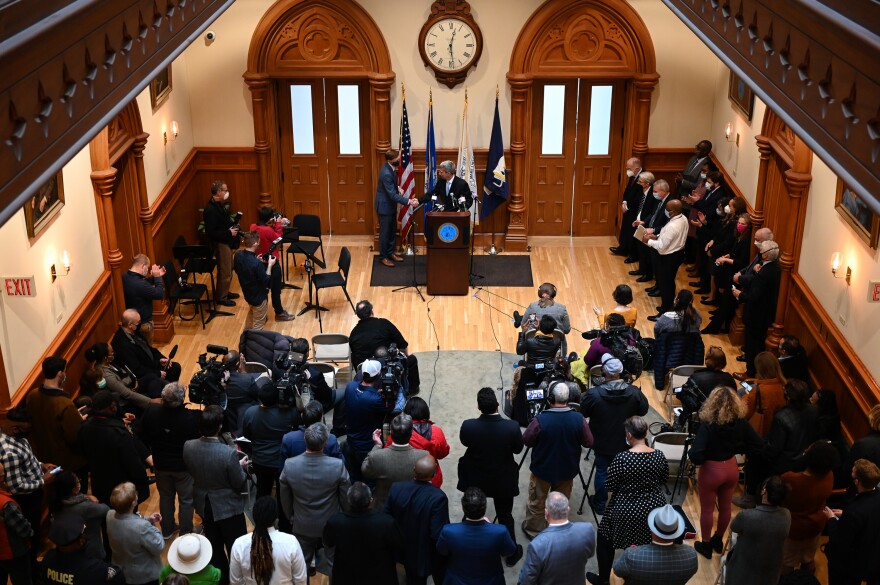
[446,181,451,196]
[636,190,648,217]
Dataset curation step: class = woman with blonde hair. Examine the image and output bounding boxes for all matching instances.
[689,386,764,558]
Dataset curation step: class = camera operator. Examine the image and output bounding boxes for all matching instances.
[350,300,420,394]
[221,350,263,437]
[233,231,275,331]
[580,355,648,515]
[521,382,593,539]
[250,206,294,322]
[241,384,302,513]
[203,180,239,307]
[135,382,201,539]
[516,315,561,365]
[581,313,636,369]
[288,338,346,436]
[676,347,736,428]
[343,360,391,483]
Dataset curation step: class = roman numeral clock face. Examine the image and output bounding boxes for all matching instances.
[419,9,482,89]
[425,20,476,71]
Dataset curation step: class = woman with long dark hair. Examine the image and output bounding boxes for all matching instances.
[653,289,702,335]
[84,342,157,413]
[229,496,307,585]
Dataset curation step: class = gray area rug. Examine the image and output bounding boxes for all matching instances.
[404,350,670,583]
[369,255,534,287]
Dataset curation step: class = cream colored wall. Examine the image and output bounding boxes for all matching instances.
[798,155,880,383]
[0,146,105,394]
[136,53,196,206]
[180,0,721,150]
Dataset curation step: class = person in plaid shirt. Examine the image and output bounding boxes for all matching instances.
[0,461,35,585]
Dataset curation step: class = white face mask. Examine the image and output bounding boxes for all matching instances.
[700,173,707,179]
[653,193,661,200]
[626,169,635,178]
[664,210,671,218]
[705,182,714,190]
[223,192,230,201]
[754,240,760,246]
[724,205,730,214]
[716,208,724,216]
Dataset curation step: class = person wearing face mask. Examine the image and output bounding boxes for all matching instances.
[78,390,151,505]
[26,358,88,492]
[675,139,713,196]
[121,254,165,324]
[643,196,688,318]
[682,162,716,268]
[628,172,659,283]
[0,406,60,573]
[203,180,240,307]
[375,149,418,268]
[640,180,672,291]
[84,342,158,416]
[112,309,182,398]
[689,172,726,294]
[610,157,646,262]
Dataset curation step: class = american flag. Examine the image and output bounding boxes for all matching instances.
[396,96,416,243]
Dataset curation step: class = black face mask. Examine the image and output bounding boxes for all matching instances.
[12,427,31,439]
[390,160,400,167]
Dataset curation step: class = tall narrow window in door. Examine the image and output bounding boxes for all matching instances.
[541,85,566,155]
[290,85,315,154]
[336,85,360,155]
[587,86,612,155]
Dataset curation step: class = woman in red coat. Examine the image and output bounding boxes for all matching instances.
[386,397,450,487]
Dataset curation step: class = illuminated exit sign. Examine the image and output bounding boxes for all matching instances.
[3,276,37,297]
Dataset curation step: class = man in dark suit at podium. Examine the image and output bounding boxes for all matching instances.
[421,161,473,212]
[375,149,417,268]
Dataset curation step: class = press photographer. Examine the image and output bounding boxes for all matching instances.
[673,346,735,429]
[189,345,237,409]
[250,206,294,322]
[515,315,561,365]
[343,359,395,482]
[232,231,275,331]
[510,355,572,427]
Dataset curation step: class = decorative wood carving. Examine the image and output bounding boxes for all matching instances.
[0,0,236,229]
[507,0,658,251]
[245,0,394,234]
[662,0,880,217]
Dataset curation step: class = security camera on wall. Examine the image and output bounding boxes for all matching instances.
[205,30,216,42]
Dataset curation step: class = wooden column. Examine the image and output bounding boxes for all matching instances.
[245,73,275,208]
[630,76,659,159]
[369,75,394,250]
[90,166,123,318]
[504,76,531,252]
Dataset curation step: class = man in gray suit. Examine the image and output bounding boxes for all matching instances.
[518,492,596,585]
[183,406,250,585]
[279,422,350,577]
[361,413,428,510]
[610,504,698,585]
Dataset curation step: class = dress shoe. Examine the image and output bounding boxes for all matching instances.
[391,254,404,262]
[635,275,652,283]
[645,287,659,293]
[628,270,644,276]
[226,292,240,300]
[701,298,719,307]
[586,572,609,585]
[520,520,537,541]
[736,355,747,362]
[701,324,722,334]
[505,544,524,567]
[647,314,661,322]
[647,291,662,297]
[216,298,235,307]
[732,372,749,382]
[380,258,395,267]
[609,246,624,256]
[275,312,295,322]
[693,288,710,294]
[656,305,666,313]
[688,281,703,287]
[694,540,714,559]
[624,257,638,264]
[732,493,757,509]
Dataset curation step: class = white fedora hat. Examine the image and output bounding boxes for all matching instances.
[647,504,685,540]
[168,533,213,575]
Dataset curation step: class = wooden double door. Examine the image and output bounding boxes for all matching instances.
[278,79,373,235]
[530,80,626,236]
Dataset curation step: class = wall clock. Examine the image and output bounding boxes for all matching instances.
[418,1,483,89]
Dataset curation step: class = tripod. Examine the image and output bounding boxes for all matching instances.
[392,205,425,301]
[467,207,484,288]
[670,431,696,502]
[295,248,328,319]
[278,226,303,291]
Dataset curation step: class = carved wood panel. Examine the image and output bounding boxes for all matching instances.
[0,0,236,229]
[662,0,880,216]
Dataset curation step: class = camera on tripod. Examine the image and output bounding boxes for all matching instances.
[274,343,308,409]
[261,237,283,262]
[520,359,568,422]
[375,343,408,402]
[581,325,645,383]
[189,345,233,405]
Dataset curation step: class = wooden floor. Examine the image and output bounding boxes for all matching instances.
[140,235,828,584]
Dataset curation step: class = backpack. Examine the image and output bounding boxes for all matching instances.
[602,327,644,382]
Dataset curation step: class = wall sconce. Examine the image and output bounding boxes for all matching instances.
[725,122,739,146]
[163,121,179,145]
[51,250,71,283]
[831,252,852,285]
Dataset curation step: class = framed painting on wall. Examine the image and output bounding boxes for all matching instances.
[24,171,65,238]
[728,71,755,121]
[150,65,173,109]
[835,179,880,249]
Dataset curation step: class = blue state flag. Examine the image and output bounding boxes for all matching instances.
[481,95,508,220]
[424,98,437,220]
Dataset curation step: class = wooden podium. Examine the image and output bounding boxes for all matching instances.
[425,211,470,295]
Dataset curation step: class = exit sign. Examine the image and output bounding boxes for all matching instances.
[3,276,36,297]
[870,281,880,303]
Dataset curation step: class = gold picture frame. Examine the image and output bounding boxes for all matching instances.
[24,171,65,238]
[835,179,880,249]
[150,65,173,110]
[728,71,755,121]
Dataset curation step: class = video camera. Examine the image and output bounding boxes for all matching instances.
[274,342,308,409]
[261,237,283,262]
[189,345,233,406]
[580,325,645,383]
[230,211,244,231]
[375,343,408,404]
[519,358,569,423]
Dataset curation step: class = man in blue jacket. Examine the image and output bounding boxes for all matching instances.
[233,231,274,330]
[375,149,416,267]
[343,360,389,482]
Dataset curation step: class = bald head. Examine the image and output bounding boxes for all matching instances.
[755,227,774,243]
[666,199,683,216]
[121,309,141,329]
[414,455,437,482]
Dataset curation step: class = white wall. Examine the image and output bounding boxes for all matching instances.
[0,146,105,393]
[798,155,880,382]
[179,0,722,150]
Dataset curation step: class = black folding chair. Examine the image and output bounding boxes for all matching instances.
[162,261,209,328]
[285,214,325,280]
[311,247,356,332]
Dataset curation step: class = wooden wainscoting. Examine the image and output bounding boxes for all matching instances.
[785,274,880,441]
[3,272,117,414]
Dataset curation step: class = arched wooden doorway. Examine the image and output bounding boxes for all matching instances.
[245,0,394,235]
[506,0,658,249]
[89,100,174,340]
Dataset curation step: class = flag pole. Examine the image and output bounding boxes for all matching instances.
[489,84,500,255]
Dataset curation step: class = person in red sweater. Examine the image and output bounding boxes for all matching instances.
[249,206,294,322]
[385,397,450,488]
[780,439,840,575]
